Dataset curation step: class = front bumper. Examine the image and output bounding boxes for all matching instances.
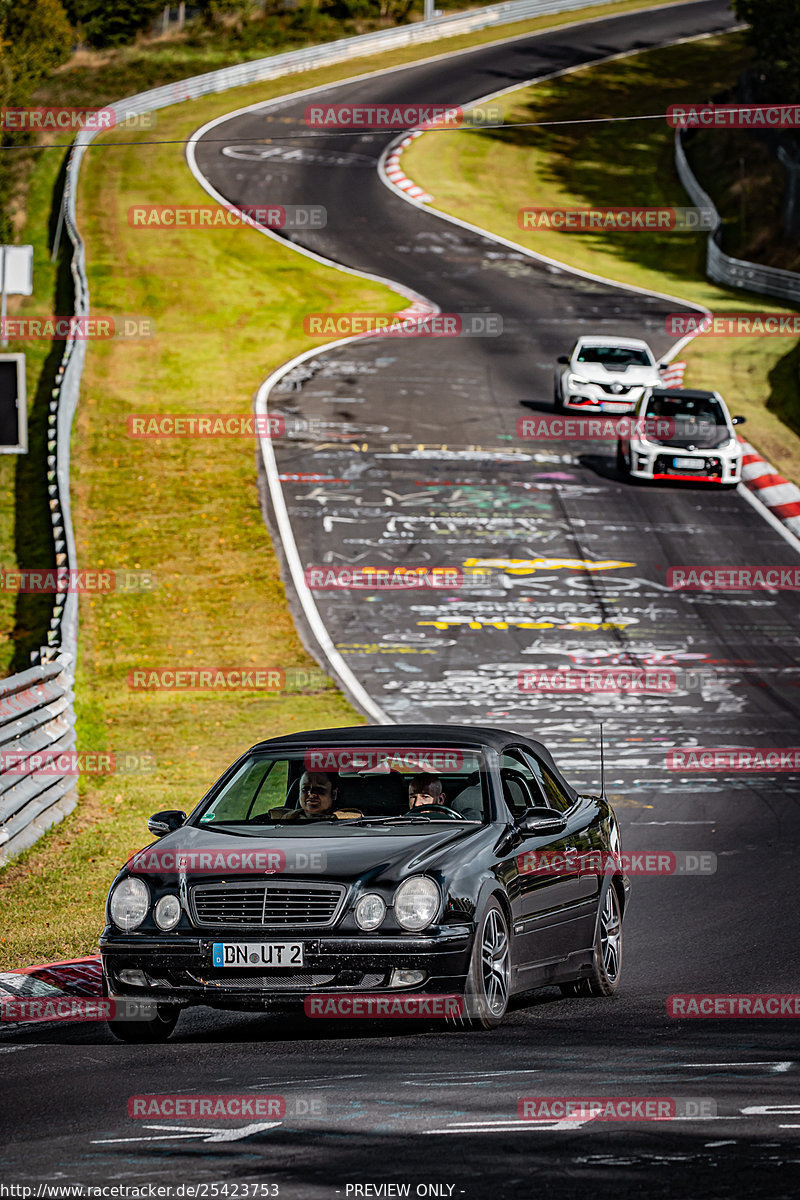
[563,385,642,413]
[100,926,474,1010]
[628,446,742,483]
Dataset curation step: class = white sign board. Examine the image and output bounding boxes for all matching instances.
[1,245,33,296]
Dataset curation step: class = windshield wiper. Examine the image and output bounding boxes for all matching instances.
[339,815,434,826]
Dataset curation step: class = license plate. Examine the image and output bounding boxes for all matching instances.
[673,456,703,469]
[212,942,304,968]
[604,403,631,414]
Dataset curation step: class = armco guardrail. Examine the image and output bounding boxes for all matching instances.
[0,657,77,866]
[1,0,631,864]
[675,128,800,303]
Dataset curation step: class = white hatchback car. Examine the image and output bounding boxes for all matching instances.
[616,387,745,485]
[554,336,663,413]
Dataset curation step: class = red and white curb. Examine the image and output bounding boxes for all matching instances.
[384,105,465,206]
[384,130,433,202]
[739,439,800,538]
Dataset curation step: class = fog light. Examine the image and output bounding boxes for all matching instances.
[390,969,425,987]
[118,968,148,986]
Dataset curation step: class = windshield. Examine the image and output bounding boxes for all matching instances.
[644,393,730,448]
[576,344,652,368]
[193,747,489,831]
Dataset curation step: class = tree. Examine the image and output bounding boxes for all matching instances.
[0,0,75,239]
[61,1,166,48]
[733,0,800,101]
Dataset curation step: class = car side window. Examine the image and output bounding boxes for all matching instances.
[499,750,548,817]
[521,751,573,813]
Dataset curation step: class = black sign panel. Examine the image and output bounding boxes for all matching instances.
[0,354,26,452]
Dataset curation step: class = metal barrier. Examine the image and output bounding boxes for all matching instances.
[0,657,77,866]
[675,128,800,303]
[1,0,633,863]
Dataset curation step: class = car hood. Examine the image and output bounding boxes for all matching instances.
[645,424,734,450]
[125,821,484,888]
[572,362,659,385]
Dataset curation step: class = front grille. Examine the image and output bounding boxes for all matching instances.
[191,881,347,928]
[598,382,633,395]
[185,971,384,991]
[654,454,721,478]
[190,972,337,989]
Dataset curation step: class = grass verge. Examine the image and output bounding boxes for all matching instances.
[402,32,800,480]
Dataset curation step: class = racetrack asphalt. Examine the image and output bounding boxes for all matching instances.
[2,3,799,1195]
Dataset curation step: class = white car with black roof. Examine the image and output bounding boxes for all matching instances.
[616,387,745,485]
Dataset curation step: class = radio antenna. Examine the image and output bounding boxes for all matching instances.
[600,722,606,800]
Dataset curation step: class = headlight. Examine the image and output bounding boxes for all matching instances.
[568,373,591,388]
[354,893,386,931]
[393,876,440,932]
[154,893,182,931]
[109,877,150,932]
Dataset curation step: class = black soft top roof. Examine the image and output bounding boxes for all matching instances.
[249,724,568,783]
[650,387,717,401]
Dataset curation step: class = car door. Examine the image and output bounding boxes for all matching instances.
[497,748,599,980]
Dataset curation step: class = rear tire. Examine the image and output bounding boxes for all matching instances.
[107,1003,181,1043]
[463,900,511,1029]
[560,884,622,998]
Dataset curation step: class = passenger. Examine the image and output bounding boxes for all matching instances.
[289,770,340,820]
[282,770,362,821]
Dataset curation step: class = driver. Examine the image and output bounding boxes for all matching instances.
[408,773,448,810]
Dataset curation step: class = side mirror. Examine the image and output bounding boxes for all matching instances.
[517,806,567,837]
[731,415,746,425]
[148,810,186,837]
[658,362,668,370]
[557,355,569,365]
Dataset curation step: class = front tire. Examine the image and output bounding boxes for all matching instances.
[560,883,622,998]
[463,899,511,1029]
[616,442,630,480]
[107,1003,181,1043]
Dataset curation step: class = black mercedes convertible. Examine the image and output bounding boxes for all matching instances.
[100,724,629,1040]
